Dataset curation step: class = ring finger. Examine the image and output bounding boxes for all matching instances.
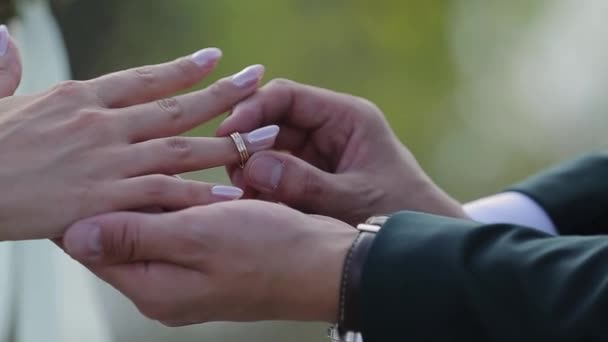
[122,125,280,177]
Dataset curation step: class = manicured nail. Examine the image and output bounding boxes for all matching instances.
[65,223,102,259]
[0,25,9,57]
[231,64,265,88]
[248,156,283,190]
[245,125,280,153]
[191,47,222,67]
[211,185,244,200]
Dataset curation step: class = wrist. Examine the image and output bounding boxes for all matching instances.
[271,218,358,322]
[317,222,360,323]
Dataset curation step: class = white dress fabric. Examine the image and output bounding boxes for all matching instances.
[0,1,112,342]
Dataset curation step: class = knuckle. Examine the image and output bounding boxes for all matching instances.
[52,80,91,98]
[354,96,385,120]
[267,78,294,90]
[301,168,325,201]
[69,109,112,135]
[143,176,173,199]
[165,137,193,160]
[156,97,183,122]
[133,67,156,85]
[103,216,140,261]
[277,162,325,205]
[76,108,107,124]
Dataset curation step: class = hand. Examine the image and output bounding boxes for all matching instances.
[217,79,466,225]
[62,200,357,326]
[0,27,276,240]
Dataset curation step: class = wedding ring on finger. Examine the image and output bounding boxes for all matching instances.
[230,132,250,168]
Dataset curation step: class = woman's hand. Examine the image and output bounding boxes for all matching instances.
[0,27,276,240]
[217,79,466,225]
[62,200,357,325]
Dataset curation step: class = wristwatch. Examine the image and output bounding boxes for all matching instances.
[328,215,389,342]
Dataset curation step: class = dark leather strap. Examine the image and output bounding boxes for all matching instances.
[339,231,376,334]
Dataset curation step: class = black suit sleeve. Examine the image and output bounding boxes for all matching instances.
[507,152,608,235]
[361,211,608,342]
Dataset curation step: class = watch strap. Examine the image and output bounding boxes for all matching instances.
[331,216,388,341]
[339,230,376,333]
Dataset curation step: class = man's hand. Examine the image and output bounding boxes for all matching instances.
[0,28,278,240]
[63,200,357,326]
[217,79,466,225]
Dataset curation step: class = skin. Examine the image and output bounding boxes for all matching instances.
[63,201,357,325]
[0,36,268,241]
[63,79,468,326]
[217,79,467,225]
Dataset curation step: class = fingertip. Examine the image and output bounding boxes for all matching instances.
[211,185,244,200]
[229,167,246,188]
[190,47,223,68]
[244,124,280,153]
[231,64,265,89]
[63,221,102,262]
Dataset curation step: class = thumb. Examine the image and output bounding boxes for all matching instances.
[0,25,22,98]
[63,211,189,265]
[244,151,346,214]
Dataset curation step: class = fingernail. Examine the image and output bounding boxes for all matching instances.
[211,185,244,200]
[244,125,280,153]
[191,47,222,67]
[65,223,102,260]
[231,64,265,88]
[0,25,9,57]
[248,156,283,190]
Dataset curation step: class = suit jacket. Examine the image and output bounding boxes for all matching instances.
[361,153,608,341]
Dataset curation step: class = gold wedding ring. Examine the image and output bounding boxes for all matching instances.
[230,132,249,168]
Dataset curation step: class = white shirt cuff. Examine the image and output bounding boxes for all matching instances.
[463,192,557,235]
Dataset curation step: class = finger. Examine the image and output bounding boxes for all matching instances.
[106,175,244,211]
[63,211,195,265]
[216,78,359,137]
[91,48,222,108]
[75,262,200,324]
[271,124,310,153]
[122,125,279,177]
[226,166,258,199]
[0,26,22,98]
[117,64,265,142]
[243,150,347,214]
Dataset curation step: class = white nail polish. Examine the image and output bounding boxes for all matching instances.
[191,47,222,67]
[244,125,280,153]
[0,25,9,57]
[231,65,265,88]
[211,185,244,200]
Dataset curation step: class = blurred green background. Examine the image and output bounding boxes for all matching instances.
[50,0,608,202]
